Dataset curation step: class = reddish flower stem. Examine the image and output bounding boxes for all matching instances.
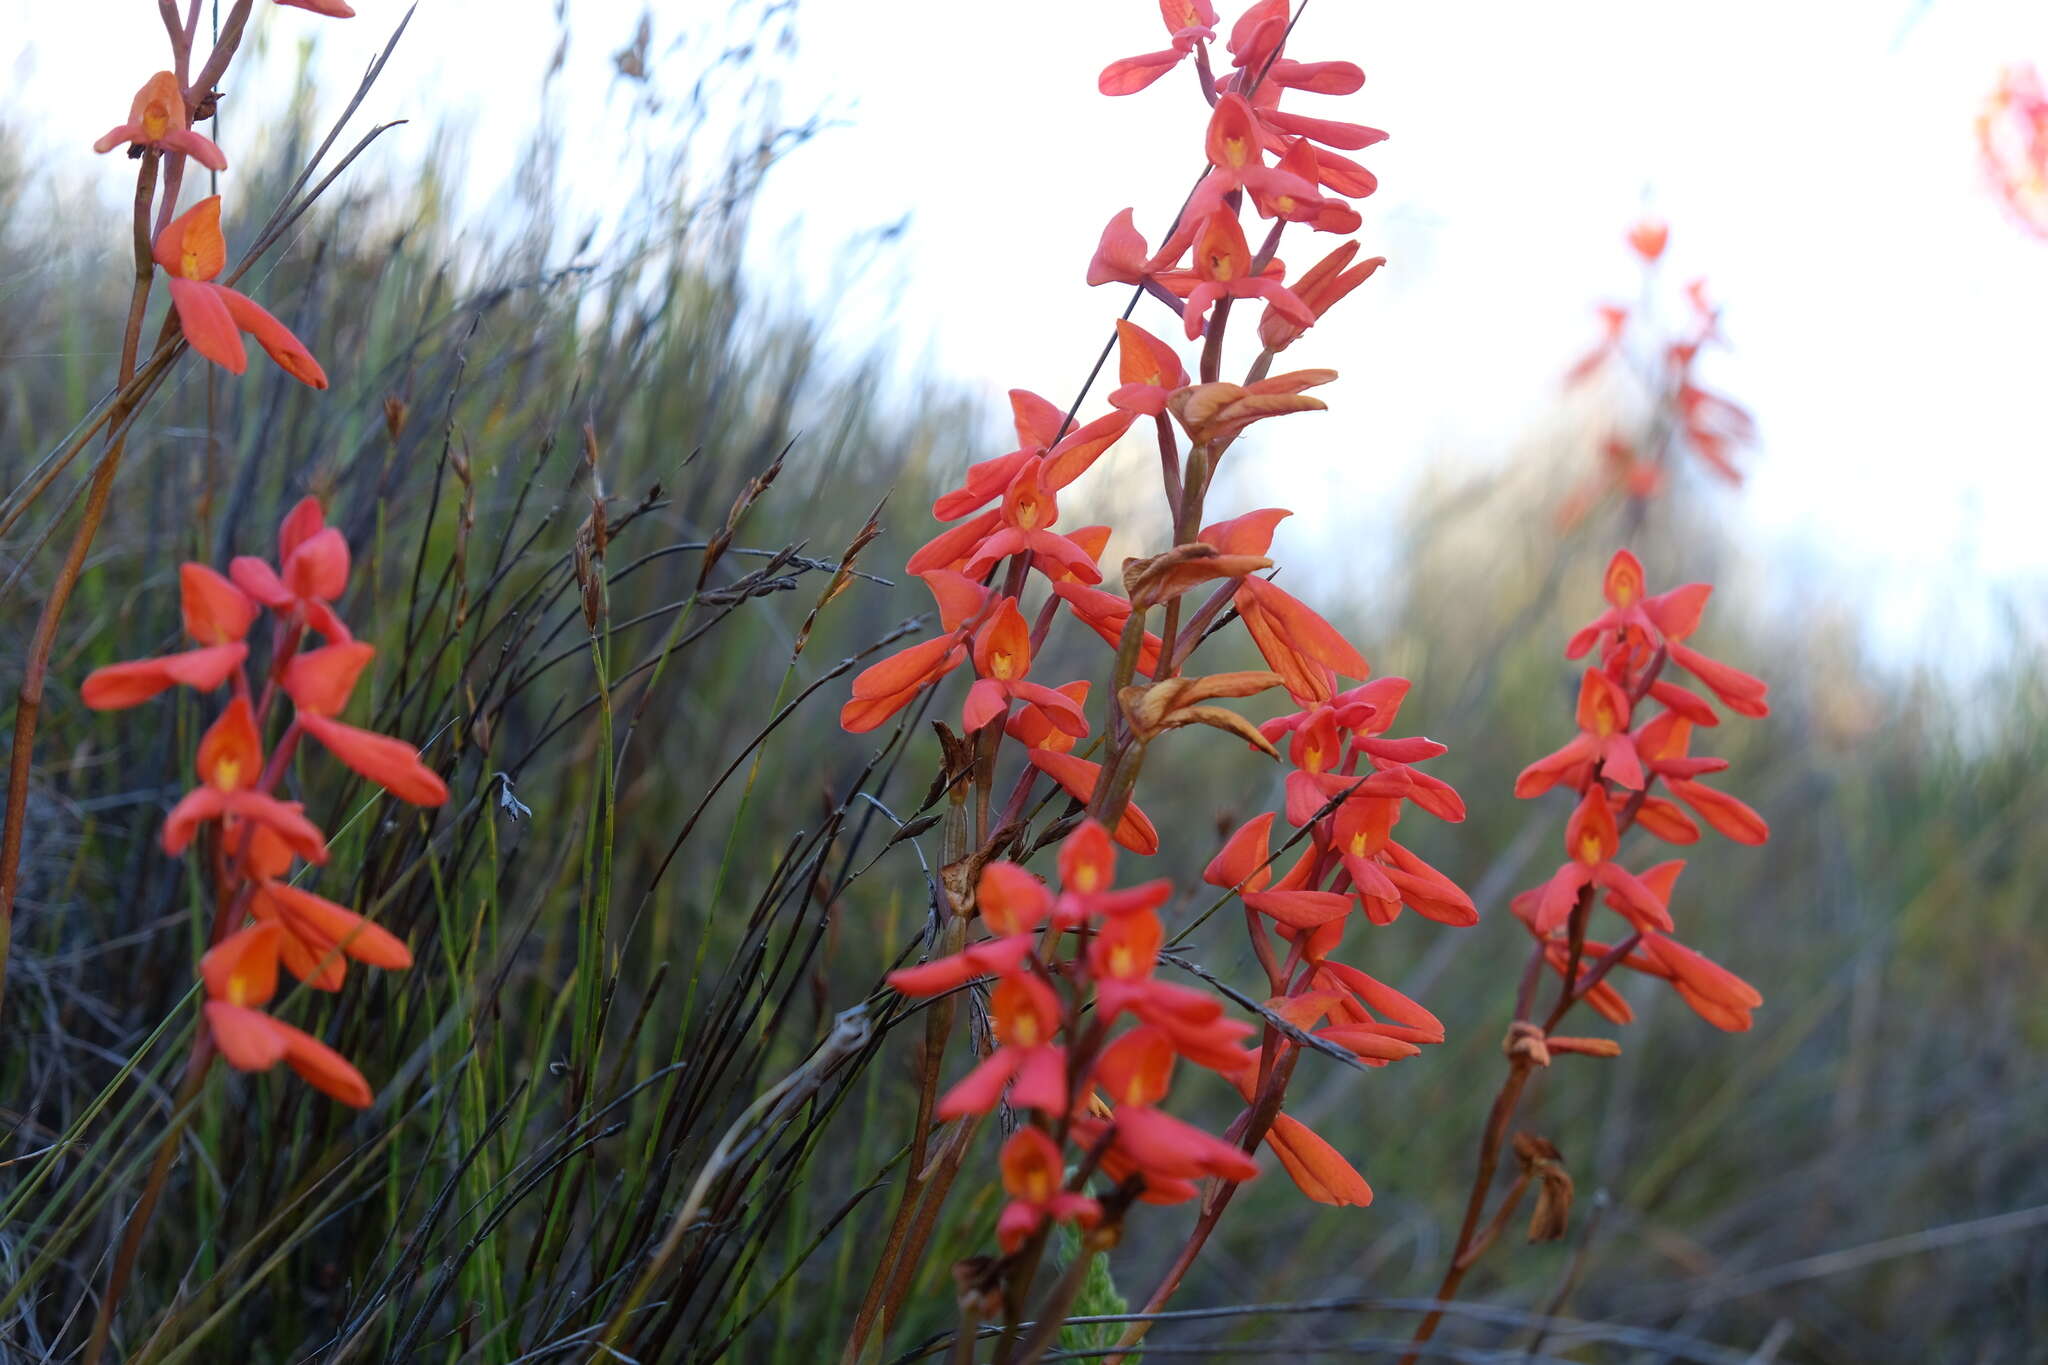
[1401,648,1671,1361]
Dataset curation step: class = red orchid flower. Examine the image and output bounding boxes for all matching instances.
[1258,240,1383,351]
[935,973,1070,1118]
[1097,0,1219,95]
[1633,713,1770,844]
[80,563,256,709]
[162,697,328,863]
[229,495,353,641]
[282,643,449,806]
[995,1127,1103,1252]
[200,923,372,1106]
[153,197,327,387]
[886,860,1051,996]
[1980,62,2048,239]
[1180,209,1314,341]
[1108,319,1191,417]
[241,827,413,991]
[956,459,1106,584]
[930,389,1134,522]
[1529,787,1671,935]
[1627,218,1670,262]
[94,71,226,171]
[1514,667,1646,796]
[1085,1026,1259,1184]
[962,597,1090,737]
[1006,679,1093,753]
[1048,819,1174,925]
[840,571,986,733]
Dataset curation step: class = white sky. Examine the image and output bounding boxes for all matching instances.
[12,0,2048,663]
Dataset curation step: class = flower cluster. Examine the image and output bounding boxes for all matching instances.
[839,5,1479,1337]
[889,822,1260,1241]
[1559,220,1754,524]
[1979,62,2048,240]
[1508,549,1768,1039]
[1195,660,1469,1205]
[92,0,352,388]
[82,498,447,1106]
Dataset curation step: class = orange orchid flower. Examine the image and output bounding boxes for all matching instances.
[93,71,226,170]
[1637,931,1763,1032]
[1107,319,1191,417]
[961,597,1090,738]
[1514,668,1646,796]
[1047,580,1161,677]
[1087,1026,1258,1184]
[935,973,1069,1118]
[1529,787,1671,935]
[957,459,1107,584]
[1097,0,1218,96]
[885,861,1049,997]
[995,1128,1103,1252]
[199,924,373,1106]
[153,197,328,388]
[1086,207,1157,288]
[1090,909,1256,1069]
[228,496,353,640]
[1980,63,2048,238]
[162,697,328,863]
[242,827,412,991]
[1048,819,1174,924]
[840,571,986,733]
[1200,508,1369,704]
[931,389,1134,522]
[1180,209,1314,341]
[1258,240,1383,351]
[1166,94,1328,252]
[1005,679,1092,753]
[1627,218,1670,262]
[80,564,256,709]
[1633,714,1769,845]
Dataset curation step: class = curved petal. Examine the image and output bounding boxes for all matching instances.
[161,786,228,855]
[298,713,448,806]
[1264,1111,1372,1206]
[274,1017,374,1106]
[167,277,247,374]
[229,555,294,608]
[204,1000,288,1071]
[218,287,328,389]
[264,880,412,969]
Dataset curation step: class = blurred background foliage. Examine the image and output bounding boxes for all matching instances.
[1,5,2044,1362]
